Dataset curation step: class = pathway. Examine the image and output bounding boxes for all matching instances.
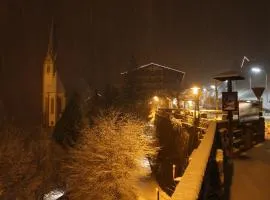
[231,140,270,200]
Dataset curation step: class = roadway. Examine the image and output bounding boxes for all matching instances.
[230,137,270,200]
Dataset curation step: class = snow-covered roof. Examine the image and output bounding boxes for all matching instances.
[120,62,185,75]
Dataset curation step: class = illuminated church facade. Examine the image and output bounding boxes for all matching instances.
[42,21,66,127]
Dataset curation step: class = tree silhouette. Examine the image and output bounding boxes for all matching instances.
[53,92,84,147]
[123,55,138,104]
[104,84,119,107]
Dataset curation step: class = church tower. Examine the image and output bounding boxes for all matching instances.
[42,20,66,127]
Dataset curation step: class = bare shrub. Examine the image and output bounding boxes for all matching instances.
[0,124,62,199]
[63,110,156,200]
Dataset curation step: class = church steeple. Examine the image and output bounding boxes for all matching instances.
[42,18,65,128]
[45,18,57,73]
[47,18,55,57]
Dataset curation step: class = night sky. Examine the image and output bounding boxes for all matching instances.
[1,0,270,124]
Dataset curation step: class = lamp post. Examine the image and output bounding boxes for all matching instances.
[191,87,201,148]
[211,83,219,117]
[250,67,267,90]
[250,67,261,89]
[191,87,201,127]
[240,56,250,69]
[241,57,268,104]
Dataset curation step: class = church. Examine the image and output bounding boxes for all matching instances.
[42,21,66,128]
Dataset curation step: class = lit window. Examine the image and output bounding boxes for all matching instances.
[51,98,54,114]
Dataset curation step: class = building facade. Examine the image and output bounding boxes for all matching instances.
[121,62,185,100]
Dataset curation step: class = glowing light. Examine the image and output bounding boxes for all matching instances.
[140,157,150,169]
[140,157,152,174]
[251,67,261,74]
[246,100,251,103]
[153,96,159,102]
[172,98,178,106]
[202,88,207,92]
[210,85,216,89]
[147,122,154,127]
[44,190,65,200]
[191,87,200,95]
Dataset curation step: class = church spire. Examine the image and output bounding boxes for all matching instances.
[46,18,58,73]
[47,18,56,59]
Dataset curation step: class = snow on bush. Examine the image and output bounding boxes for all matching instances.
[0,124,61,199]
[63,110,156,200]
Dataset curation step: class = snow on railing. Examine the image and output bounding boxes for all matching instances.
[171,122,217,200]
[155,187,172,200]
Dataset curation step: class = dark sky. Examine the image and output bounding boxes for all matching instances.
[1,0,270,124]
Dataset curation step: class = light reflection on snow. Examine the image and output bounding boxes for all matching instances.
[43,190,65,200]
[140,157,150,168]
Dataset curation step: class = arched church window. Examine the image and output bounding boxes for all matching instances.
[51,97,54,114]
[47,65,50,73]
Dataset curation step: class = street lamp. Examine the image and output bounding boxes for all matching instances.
[210,85,216,89]
[210,83,219,118]
[153,96,159,102]
[191,86,201,148]
[250,66,267,90]
[172,98,178,107]
[191,87,200,96]
[241,58,268,104]
[240,56,250,69]
[191,86,201,123]
[149,96,160,123]
[251,67,261,74]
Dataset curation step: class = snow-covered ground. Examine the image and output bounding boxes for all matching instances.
[43,190,65,200]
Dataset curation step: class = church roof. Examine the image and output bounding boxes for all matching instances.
[57,74,65,94]
[120,62,185,75]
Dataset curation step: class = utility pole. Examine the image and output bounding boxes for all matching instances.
[227,79,233,156]
[215,80,219,119]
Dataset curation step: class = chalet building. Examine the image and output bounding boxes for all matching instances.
[121,62,185,100]
[42,21,66,127]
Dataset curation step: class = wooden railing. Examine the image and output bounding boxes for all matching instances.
[154,110,265,200]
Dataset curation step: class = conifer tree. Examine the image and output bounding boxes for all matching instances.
[53,92,84,147]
